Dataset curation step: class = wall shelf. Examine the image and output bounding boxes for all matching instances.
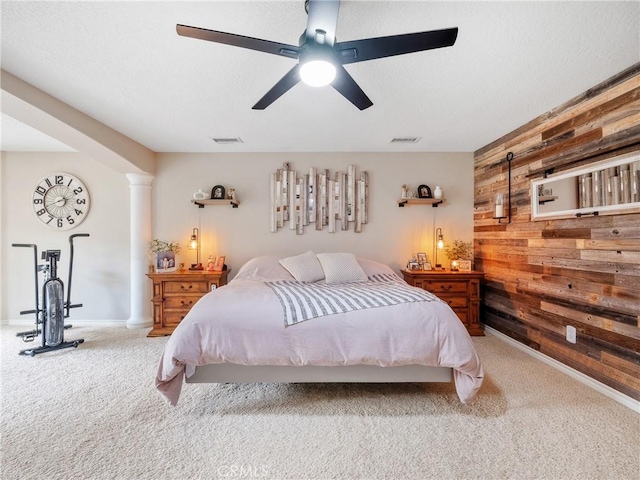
[398,198,443,208]
[537,195,558,205]
[191,199,240,208]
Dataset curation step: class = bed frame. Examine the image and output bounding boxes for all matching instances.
[186,364,453,384]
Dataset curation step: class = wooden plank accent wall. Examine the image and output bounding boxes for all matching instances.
[474,63,640,401]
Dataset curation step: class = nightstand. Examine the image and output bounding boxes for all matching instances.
[401,269,484,336]
[146,270,230,337]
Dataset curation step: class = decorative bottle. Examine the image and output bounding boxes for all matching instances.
[193,189,209,200]
[434,186,443,199]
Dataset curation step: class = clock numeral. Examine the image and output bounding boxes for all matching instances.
[57,218,64,228]
[36,208,46,216]
[74,209,83,216]
[35,186,46,196]
[33,198,43,205]
[45,178,52,187]
[73,186,83,195]
[46,216,54,224]
[66,216,75,225]
[76,199,86,205]
[55,175,64,185]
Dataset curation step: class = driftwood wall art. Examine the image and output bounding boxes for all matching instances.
[269,163,368,234]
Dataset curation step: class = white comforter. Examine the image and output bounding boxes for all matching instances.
[155,256,484,405]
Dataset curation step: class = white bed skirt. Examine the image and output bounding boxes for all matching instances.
[186,364,453,384]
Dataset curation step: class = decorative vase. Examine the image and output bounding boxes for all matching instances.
[434,186,443,199]
[193,189,209,200]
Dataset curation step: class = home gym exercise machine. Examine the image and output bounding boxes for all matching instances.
[13,233,89,356]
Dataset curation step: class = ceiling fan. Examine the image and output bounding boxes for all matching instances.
[177,0,458,110]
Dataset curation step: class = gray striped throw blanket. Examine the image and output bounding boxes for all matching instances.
[267,273,441,326]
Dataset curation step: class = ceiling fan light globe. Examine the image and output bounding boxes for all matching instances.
[300,60,336,87]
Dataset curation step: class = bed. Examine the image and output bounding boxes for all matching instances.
[155,253,484,405]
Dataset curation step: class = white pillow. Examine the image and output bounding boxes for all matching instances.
[356,257,397,277]
[279,251,325,282]
[234,256,295,282]
[317,253,368,284]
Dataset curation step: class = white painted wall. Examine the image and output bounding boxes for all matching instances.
[1,150,474,324]
[1,152,131,323]
[154,152,474,276]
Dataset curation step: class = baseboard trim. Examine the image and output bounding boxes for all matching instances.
[484,325,639,413]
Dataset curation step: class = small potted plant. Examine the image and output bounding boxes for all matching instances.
[443,240,473,271]
[150,239,181,273]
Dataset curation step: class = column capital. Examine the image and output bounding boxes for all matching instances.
[125,173,154,187]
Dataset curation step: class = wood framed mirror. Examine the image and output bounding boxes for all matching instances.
[531,150,640,220]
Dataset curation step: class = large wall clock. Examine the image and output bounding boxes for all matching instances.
[32,173,91,230]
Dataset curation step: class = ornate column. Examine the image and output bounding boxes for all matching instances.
[126,173,154,329]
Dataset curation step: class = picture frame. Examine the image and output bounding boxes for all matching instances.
[408,261,422,271]
[213,255,226,271]
[458,260,472,272]
[417,184,432,199]
[422,262,432,271]
[416,252,428,264]
[211,185,226,199]
[156,252,176,273]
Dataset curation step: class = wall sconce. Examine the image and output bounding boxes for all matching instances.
[494,151,513,223]
[188,227,203,270]
[434,227,444,269]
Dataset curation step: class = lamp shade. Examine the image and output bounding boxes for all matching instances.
[300,60,336,87]
[188,227,202,270]
[299,46,337,87]
[434,227,444,269]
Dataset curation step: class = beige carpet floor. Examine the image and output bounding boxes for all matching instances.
[1,323,638,480]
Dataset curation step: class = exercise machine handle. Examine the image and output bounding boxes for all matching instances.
[66,234,89,316]
[12,243,40,323]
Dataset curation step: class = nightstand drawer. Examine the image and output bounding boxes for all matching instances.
[164,296,201,310]
[164,281,209,294]
[439,296,468,308]
[452,309,469,324]
[164,312,189,326]
[424,281,468,294]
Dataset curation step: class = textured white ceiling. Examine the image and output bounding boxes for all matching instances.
[1,1,638,153]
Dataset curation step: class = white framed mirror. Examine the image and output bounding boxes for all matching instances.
[531,150,640,220]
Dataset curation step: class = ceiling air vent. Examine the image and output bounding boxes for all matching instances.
[212,137,243,144]
[390,137,421,144]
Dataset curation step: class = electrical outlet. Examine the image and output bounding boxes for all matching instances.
[566,325,577,344]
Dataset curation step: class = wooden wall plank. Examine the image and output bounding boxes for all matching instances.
[542,88,640,141]
[475,63,640,401]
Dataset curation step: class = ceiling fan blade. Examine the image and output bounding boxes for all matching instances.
[335,28,458,65]
[331,65,373,110]
[305,0,340,46]
[177,24,301,59]
[252,65,301,110]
